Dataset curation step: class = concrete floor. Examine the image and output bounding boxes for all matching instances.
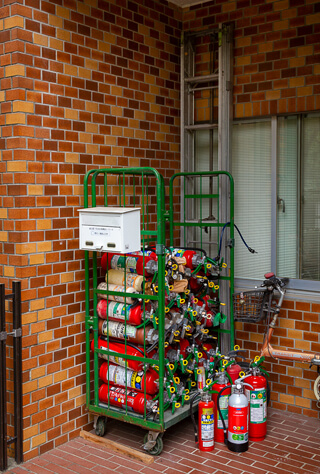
[6,408,320,474]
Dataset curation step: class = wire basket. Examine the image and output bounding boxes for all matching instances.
[233,289,267,322]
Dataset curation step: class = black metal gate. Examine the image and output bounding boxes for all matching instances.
[0,281,23,471]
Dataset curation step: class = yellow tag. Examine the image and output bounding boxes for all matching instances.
[185,289,190,294]
[222,263,227,268]
[207,263,212,269]
[239,371,246,378]
[170,387,175,393]
[169,364,174,370]
[180,299,185,304]
[165,307,170,313]
[192,310,197,316]
[254,356,260,363]
[206,378,212,385]
[222,359,228,366]
[175,403,180,408]
[208,282,214,288]
[174,377,180,384]
[169,285,174,291]
[234,345,240,351]
[194,298,198,304]
[183,360,188,366]
[184,395,190,401]
[214,285,220,290]
[198,352,203,359]
[191,381,196,387]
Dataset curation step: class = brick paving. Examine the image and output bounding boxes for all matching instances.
[6,408,320,474]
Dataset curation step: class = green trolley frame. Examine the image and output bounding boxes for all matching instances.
[169,171,235,351]
[83,167,234,452]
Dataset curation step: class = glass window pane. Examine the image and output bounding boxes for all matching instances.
[232,121,272,279]
[301,114,320,280]
[277,116,298,279]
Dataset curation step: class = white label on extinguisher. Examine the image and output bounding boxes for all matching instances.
[200,408,214,446]
[102,321,137,340]
[245,388,267,423]
[113,366,132,387]
[108,302,130,321]
[126,256,139,272]
[228,406,249,444]
[126,274,136,287]
[217,395,229,429]
[111,255,126,270]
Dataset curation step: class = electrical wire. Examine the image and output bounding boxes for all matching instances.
[216,222,256,261]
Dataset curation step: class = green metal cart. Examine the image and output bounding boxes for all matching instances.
[83,167,234,454]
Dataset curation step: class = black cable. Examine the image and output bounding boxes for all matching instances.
[216,384,232,447]
[100,337,145,356]
[217,222,256,261]
[190,392,201,443]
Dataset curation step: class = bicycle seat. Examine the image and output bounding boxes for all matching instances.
[264,272,274,279]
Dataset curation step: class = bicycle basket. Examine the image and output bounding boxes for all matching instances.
[233,289,266,322]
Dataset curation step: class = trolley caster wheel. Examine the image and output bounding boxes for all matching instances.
[95,416,107,437]
[143,433,163,455]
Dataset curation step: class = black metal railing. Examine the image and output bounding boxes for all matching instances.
[0,281,23,471]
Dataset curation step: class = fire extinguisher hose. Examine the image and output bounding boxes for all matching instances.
[190,391,201,443]
[217,384,232,447]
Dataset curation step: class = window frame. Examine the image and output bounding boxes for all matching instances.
[233,113,320,293]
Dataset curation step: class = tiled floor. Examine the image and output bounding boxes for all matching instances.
[6,408,320,474]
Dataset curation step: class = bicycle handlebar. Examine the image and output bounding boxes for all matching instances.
[261,272,289,292]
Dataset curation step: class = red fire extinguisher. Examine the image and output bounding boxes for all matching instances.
[217,379,252,453]
[99,362,159,395]
[226,361,242,383]
[99,385,157,415]
[101,251,157,276]
[198,391,215,451]
[97,300,149,326]
[98,319,158,345]
[212,371,231,443]
[92,337,144,372]
[245,367,267,442]
[171,248,203,269]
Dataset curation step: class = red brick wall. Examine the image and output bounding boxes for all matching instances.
[182,0,320,419]
[0,0,181,459]
[184,0,320,118]
[1,0,319,461]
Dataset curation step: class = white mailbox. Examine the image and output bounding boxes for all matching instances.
[78,207,141,253]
